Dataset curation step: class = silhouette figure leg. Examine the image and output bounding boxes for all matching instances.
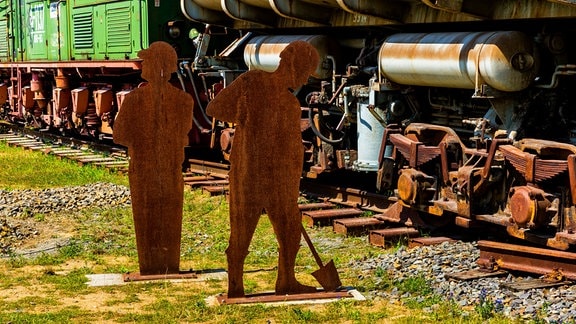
[268,203,316,295]
[226,197,261,298]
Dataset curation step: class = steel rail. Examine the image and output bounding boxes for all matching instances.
[478,240,576,280]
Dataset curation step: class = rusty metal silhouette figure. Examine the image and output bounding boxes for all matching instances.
[114,42,194,275]
[206,41,320,297]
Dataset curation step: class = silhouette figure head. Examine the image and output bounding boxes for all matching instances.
[277,41,320,90]
[138,41,178,83]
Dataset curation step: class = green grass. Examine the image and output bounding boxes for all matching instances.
[0,141,127,189]
[0,139,532,323]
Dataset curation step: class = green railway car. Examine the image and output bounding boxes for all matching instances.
[0,0,195,62]
[0,0,201,139]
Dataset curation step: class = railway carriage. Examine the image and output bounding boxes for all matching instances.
[3,0,576,252]
[0,0,203,141]
[181,0,576,250]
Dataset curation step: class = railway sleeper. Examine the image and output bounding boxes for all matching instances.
[333,216,386,236]
[185,179,229,188]
[298,202,334,211]
[301,208,364,227]
[202,185,229,197]
[369,227,420,248]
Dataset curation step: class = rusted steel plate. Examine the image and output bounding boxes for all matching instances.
[408,236,455,248]
[333,217,385,236]
[215,289,355,305]
[302,208,364,227]
[123,271,198,282]
[501,279,573,291]
[298,202,334,211]
[478,240,576,280]
[445,269,508,281]
[369,227,420,247]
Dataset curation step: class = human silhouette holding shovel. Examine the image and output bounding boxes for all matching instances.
[207,41,340,298]
[114,42,193,275]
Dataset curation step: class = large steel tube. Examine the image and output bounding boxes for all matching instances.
[378,31,539,92]
[244,35,338,79]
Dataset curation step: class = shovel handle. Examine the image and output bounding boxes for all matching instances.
[300,223,324,267]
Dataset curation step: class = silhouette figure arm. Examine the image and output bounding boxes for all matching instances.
[206,74,248,124]
[113,92,139,148]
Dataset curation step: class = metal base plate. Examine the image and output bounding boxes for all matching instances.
[445,269,508,281]
[213,287,363,305]
[123,269,201,282]
[501,279,573,291]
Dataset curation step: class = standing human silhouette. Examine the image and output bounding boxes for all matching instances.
[206,41,320,297]
[114,41,194,275]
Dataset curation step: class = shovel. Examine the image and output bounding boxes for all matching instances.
[301,223,342,291]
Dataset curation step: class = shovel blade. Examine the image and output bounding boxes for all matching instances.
[312,259,342,291]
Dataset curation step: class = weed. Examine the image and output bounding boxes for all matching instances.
[396,274,432,295]
[474,288,495,320]
[40,267,92,294]
[59,240,84,258]
[6,254,27,268]
[292,308,315,321]
[374,266,387,277]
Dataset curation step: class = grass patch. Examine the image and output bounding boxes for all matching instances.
[0,141,127,189]
[0,139,528,323]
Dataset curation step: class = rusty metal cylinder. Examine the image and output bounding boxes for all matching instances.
[378,31,538,92]
[244,35,338,79]
[509,186,551,229]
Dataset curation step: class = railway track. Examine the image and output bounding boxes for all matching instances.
[0,123,128,172]
[2,127,576,284]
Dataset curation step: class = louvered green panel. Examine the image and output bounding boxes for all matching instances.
[105,3,131,53]
[72,7,94,57]
[0,19,9,61]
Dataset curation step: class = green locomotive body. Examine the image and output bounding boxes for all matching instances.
[0,0,195,62]
[0,0,200,140]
